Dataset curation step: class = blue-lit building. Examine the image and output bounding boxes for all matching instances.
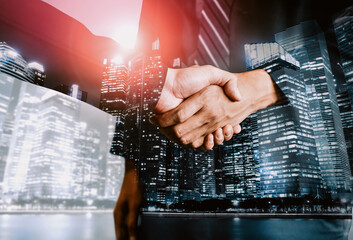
[245,42,322,198]
[0,42,45,85]
[222,115,259,199]
[334,7,353,179]
[275,21,351,194]
[337,85,353,177]
[334,6,353,110]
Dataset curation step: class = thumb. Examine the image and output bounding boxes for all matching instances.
[223,76,242,102]
[154,88,182,114]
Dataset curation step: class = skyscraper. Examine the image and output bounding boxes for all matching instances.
[334,6,353,110]
[245,42,322,198]
[100,58,128,155]
[125,40,169,205]
[337,85,353,177]
[0,73,17,195]
[0,42,45,85]
[24,92,79,199]
[222,115,259,199]
[1,77,122,203]
[275,21,351,193]
[334,7,353,179]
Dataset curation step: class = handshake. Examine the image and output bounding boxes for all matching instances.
[114,65,283,240]
[149,65,281,150]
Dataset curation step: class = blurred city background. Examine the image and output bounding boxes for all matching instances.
[0,1,353,217]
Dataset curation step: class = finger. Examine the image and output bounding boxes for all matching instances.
[114,202,128,240]
[223,125,234,141]
[190,137,205,149]
[224,76,242,101]
[213,128,224,146]
[233,125,242,134]
[170,108,215,144]
[127,204,139,240]
[150,96,203,128]
[203,134,214,150]
[179,120,219,146]
[159,127,181,144]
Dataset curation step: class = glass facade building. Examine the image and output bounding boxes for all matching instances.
[334,7,353,179]
[334,6,353,110]
[100,59,128,155]
[0,74,123,205]
[275,21,351,194]
[245,42,322,198]
[0,42,45,85]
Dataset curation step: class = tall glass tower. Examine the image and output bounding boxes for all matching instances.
[125,39,169,205]
[275,21,351,194]
[334,7,353,178]
[245,42,322,198]
[100,58,128,155]
[334,6,353,110]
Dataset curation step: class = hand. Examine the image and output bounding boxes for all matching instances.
[200,124,242,151]
[114,159,142,240]
[151,69,281,149]
[152,65,242,147]
[154,65,242,114]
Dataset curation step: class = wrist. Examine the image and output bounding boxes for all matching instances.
[237,69,281,113]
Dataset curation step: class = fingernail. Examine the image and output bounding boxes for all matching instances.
[149,116,157,125]
[216,133,222,140]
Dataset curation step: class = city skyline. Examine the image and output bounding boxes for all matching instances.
[0,5,353,212]
[100,17,353,210]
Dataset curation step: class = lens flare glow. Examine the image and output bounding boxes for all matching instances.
[113,25,138,49]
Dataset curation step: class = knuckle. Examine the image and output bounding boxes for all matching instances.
[191,140,202,149]
[172,125,183,139]
[176,109,185,123]
[180,136,190,145]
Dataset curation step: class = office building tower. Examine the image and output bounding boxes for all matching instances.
[55,84,88,102]
[28,62,46,86]
[334,7,353,178]
[334,6,353,110]
[104,153,124,200]
[222,115,259,199]
[24,92,79,199]
[74,123,102,199]
[275,21,351,193]
[0,42,34,83]
[1,76,121,203]
[0,42,46,85]
[245,42,322,198]
[125,40,168,204]
[0,73,17,194]
[194,150,217,199]
[100,58,128,155]
[337,85,353,176]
